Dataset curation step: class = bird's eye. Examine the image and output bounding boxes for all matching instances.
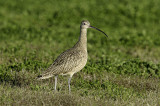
[83,23,86,25]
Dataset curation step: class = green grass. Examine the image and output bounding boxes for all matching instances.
[0,0,160,105]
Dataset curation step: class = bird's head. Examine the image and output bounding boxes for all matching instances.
[80,20,91,29]
[80,20,108,37]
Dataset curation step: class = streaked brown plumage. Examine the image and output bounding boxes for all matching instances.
[37,20,108,93]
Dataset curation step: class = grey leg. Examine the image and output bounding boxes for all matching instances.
[68,77,72,94]
[55,75,58,91]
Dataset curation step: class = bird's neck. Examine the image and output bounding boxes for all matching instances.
[77,28,87,51]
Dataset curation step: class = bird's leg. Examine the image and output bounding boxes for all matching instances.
[68,76,72,94]
[54,75,58,91]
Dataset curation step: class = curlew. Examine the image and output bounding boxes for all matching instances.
[37,20,108,93]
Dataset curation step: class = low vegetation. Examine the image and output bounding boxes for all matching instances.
[0,0,160,105]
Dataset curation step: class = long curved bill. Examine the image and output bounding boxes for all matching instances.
[89,26,108,37]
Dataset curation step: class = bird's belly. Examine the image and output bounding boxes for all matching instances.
[65,58,87,76]
[74,59,87,72]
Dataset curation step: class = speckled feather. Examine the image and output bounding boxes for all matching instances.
[36,20,107,93]
[40,47,87,79]
[37,22,89,79]
[37,20,107,82]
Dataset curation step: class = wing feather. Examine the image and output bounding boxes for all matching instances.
[40,48,86,78]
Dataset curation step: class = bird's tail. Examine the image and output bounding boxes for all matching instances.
[36,75,43,80]
[36,74,53,80]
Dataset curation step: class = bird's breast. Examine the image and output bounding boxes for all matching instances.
[72,52,88,73]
